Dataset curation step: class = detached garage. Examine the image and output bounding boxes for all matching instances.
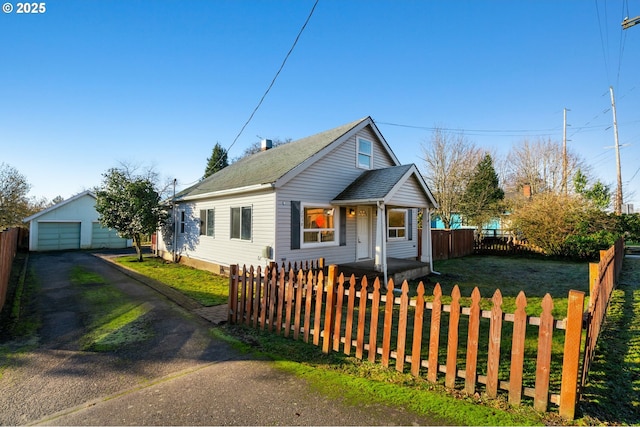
[23,191,132,251]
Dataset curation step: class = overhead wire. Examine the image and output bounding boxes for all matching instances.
[222,0,318,158]
[373,120,561,138]
[595,0,611,84]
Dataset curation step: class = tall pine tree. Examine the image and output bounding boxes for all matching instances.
[204,143,229,178]
[459,153,504,233]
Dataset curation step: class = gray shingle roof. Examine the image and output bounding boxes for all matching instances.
[176,117,369,199]
[332,165,413,202]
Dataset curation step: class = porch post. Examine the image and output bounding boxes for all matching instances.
[374,202,386,271]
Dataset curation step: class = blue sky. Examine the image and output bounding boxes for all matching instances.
[2,0,639,208]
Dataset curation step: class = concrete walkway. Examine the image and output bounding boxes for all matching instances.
[0,250,446,426]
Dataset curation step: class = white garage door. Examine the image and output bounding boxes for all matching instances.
[38,222,81,251]
[91,223,128,249]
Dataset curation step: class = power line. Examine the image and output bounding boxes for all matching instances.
[195,0,319,183]
[223,0,319,157]
[374,120,561,138]
[595,0,611,84]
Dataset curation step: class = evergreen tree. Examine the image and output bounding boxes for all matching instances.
[459,153,504,233]
[204,143,229,178]
[573,168,611,210]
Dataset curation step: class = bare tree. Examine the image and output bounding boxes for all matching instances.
[504,138,586,196]
[420,128,482,229]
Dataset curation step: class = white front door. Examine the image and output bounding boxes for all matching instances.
[356,206,371,259]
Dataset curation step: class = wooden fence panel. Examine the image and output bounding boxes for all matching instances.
[534,294,554,412]
[445,285,461,389]
[228,244,622,421]
[381,282,395,367]
[581,238,624,392]
[396,281,409,372]
[368,278,381,363]
[509,291,527,405]
[487,289,503,398]
[355,277,369,360]
[333,274,345,352]
[465,288,481,395]
[427,284,442,382]
[428,229,474,261]
[559,290,585,419]
[411,282,425,377]
[344,275,356,355]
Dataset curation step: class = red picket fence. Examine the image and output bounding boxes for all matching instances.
[228,262,586,419]
[0,228,20,312]
[581,237,624,391]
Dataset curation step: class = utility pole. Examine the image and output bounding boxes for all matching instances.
[562,108,570,195]
[622,15,640,29]
[610,86,623,214]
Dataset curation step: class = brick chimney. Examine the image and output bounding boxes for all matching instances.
[261,139,273,151]
[523,184,532,199]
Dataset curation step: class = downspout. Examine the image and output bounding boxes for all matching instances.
[378,201,388,286]
[173,179,178,263]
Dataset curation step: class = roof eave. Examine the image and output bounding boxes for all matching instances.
[175,183,274,202]
[23,190,96,223]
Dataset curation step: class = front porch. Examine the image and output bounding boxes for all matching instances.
[335,257,432,285]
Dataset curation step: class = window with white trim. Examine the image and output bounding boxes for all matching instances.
[231,206,252,241]
[388,209,407,239]
[199,209,215,237]
[302,205,336,246]
[357,137,373,169]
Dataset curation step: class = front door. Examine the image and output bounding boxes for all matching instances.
[356,206,371,259]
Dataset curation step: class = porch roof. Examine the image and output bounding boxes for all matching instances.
[331,164,437,208]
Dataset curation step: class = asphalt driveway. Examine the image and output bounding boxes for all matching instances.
[0,251,445,426]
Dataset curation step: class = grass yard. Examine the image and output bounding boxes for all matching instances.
[70,266,154,351]
[426,255,590,317]
[115,255,229,306]
[110,252,639,425]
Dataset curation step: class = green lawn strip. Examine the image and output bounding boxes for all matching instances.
[70,266,154,351]
[114,255,228,306]
[213,325,545,426]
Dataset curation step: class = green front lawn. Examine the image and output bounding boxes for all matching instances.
[115,255,229,306]
[111,253,639,425]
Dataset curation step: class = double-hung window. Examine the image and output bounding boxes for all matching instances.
[199,209,215,237]
[231,206,252,241]
[180,211,186,234]
[357,138,373,169]
[302,205,336,246]
[388,208,407,239]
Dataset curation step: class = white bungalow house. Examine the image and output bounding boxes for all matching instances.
[23,190,132,251]
[156,117,438,282]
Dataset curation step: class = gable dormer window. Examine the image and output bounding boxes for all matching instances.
[357,137,373,169]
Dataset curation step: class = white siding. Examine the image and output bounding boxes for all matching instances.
[275,128,397,265]
[389,175,432,208]
[27,193,131,251]
[168,189,276,269]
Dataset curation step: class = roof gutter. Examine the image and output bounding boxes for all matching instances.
[175,183,275,202]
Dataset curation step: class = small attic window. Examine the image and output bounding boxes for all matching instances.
[357,138,373,169]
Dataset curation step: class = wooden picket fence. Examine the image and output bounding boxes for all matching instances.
[581,237,624,390]
[228,261,586,419]
[0,228,20,312]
